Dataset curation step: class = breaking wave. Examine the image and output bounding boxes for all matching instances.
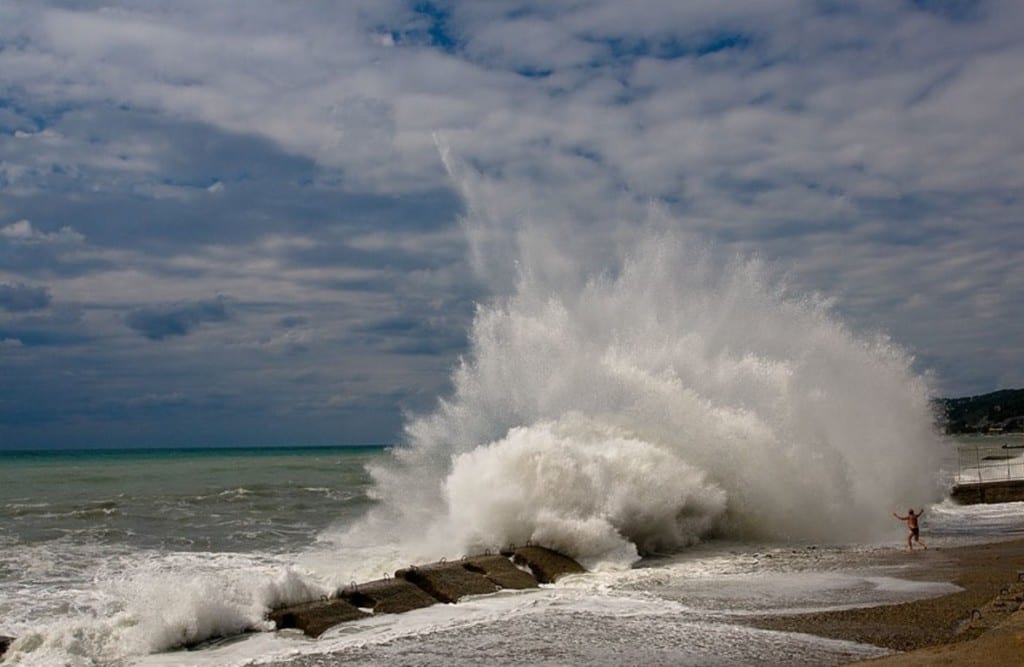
[349,164,943,567]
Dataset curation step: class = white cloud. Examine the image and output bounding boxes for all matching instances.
[1,219,85,244]
[0,220,34,239]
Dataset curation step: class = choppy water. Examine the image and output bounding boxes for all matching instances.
[0,447,384,666]
[1,447,380,554]
[2,440,1023,667]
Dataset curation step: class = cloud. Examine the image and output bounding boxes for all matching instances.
[125,296,231,340]
[911,0,984,21]
[0,282,51,312]
[1,219,84,244]
[354,313,468,356]
[102,392,188,412]
[0,0,1022,448]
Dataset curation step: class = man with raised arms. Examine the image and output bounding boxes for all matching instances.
[893,508,927,551]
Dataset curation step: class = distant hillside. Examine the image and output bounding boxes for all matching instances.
[935,388,1024,434]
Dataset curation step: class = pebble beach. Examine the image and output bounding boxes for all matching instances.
[745,537,1024,665]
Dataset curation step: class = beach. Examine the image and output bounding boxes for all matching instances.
[745,537,1024,665]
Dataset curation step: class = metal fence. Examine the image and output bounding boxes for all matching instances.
[955,443,1024,485]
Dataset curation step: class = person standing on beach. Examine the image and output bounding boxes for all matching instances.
[893,508,927,551]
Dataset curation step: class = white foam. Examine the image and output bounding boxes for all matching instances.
[133,578,892,667]
[926,498,1024,537]
[0,550,332,666]
[345,167,943,564]
[438,416,726,565]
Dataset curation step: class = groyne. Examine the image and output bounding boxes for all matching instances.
[269,545,584,638]
[950,480,1024,504]
[0,545,586,659]
[950,441,1024,504]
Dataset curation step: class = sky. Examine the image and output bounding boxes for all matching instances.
[1,0,1022,449]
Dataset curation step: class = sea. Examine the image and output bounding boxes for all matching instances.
[2,436,1024,667]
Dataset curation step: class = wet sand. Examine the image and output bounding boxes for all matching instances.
[743,538,1024,665]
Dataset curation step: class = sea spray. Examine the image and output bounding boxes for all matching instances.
[1,556,326,666]
[443,415,727,562]
[346,165,942,565]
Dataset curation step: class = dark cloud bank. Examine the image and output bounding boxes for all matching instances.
[125,297,230,340]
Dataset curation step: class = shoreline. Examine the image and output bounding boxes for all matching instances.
[741,537,1024,665]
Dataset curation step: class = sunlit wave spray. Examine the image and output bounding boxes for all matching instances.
[349,150,943,568]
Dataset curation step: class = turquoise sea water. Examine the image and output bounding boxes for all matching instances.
[1,446,399,666]
[0,446,387,553]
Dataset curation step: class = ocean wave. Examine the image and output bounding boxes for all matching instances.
[1,552,330,666]
[342,171,941,565]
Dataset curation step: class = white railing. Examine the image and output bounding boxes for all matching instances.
[955,443,1024,485]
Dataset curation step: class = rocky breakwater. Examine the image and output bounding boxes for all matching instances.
[0,546,586,657]
[269,545,586,638]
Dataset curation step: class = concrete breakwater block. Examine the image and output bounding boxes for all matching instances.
[340,577,440,614]
[509,546,586,583]
[396,561,499,603]
[265,547,585,639]
[950,480,1024,504]
[268,598,369,637]
[462,554,540,590]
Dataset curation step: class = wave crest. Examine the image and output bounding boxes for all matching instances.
[444,415,727,565]
[352,229,941,565]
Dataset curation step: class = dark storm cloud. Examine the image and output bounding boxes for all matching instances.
[355,312,470,356]
[911,0,984,21]
[1,102,462,261]
[0,282,51,312]
[278,316,308,329]
[0,303,87,348]
[125,296,231,340]
[0,327,90,347]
